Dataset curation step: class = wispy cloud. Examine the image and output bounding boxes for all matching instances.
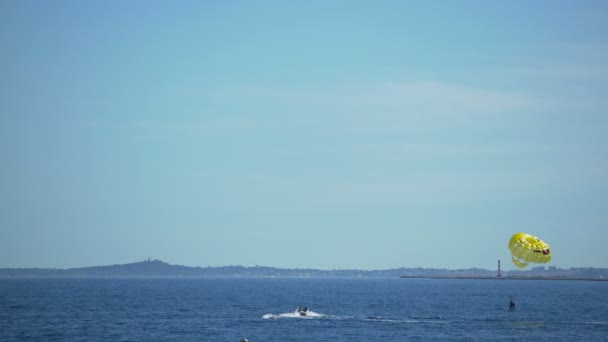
[123,118,266,132]
[218,80,551,117]
[504,64,608,80]
[348,81,548,113]
[355,142,557,157]
[496,46,608,82]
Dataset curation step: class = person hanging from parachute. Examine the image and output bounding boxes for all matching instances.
[507,232,551,269]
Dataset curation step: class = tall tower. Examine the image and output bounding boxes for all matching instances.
[497,259,502,277]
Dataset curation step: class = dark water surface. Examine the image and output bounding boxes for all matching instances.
[2,278,607,341]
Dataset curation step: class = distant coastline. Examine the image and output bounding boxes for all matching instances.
[1,259,607,279]
[400,275,608,281]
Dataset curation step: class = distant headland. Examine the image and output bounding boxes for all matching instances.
[1,259,607,280]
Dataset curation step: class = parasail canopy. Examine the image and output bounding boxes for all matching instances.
[508,232,551,269]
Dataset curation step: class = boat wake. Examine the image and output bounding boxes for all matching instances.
[262,309,326,319]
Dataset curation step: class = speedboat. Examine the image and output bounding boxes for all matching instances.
[296,307,310,316]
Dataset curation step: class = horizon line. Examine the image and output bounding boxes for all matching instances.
[2,258,606,272]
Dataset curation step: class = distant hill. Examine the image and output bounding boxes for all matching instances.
[1,259,607,279]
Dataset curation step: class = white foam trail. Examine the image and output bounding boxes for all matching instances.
[262,310,326,319]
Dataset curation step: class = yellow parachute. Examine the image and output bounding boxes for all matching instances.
[508,232,551,269]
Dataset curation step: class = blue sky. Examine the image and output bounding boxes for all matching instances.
[1,1,607,270]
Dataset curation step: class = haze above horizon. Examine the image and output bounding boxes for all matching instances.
[1,1,607,271]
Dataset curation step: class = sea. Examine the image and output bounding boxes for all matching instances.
[1,278,607,341]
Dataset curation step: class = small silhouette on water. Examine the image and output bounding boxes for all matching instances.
[296,306,309,316]
[509,297,516,311]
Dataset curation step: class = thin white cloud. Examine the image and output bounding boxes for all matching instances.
[355,142,556,157]
[219,80,551,117]
[479,42,608,100]
[501,63,608,80]
[348,81,548,113]
[124,118,265,131]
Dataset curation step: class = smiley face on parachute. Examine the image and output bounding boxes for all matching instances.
[507,232,551,269]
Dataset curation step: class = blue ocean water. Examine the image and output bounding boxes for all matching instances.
[1,278,607,341]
